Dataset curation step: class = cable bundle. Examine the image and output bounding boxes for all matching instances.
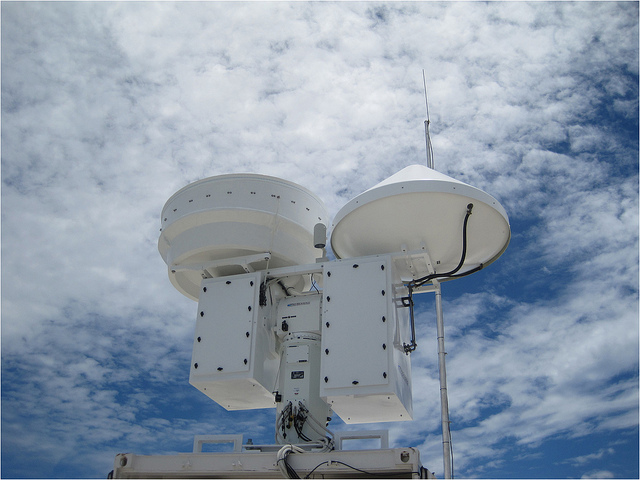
[277,444,304,479]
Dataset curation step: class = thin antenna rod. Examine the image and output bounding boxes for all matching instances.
[423,70,435,170]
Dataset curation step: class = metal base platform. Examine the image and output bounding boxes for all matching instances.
[111,447,434,479]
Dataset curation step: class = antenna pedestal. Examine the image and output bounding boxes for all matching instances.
[276,330,332,445]
[116,167,510,480]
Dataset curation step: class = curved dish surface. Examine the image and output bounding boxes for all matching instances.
[330,165,510,279]
[159,173,328,300]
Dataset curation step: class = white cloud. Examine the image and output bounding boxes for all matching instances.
[2,1,637,478]
[567,447,616,466]
[581,470,615,479]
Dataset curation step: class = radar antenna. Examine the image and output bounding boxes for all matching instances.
[423,69,435,169]
[111,86,511,480]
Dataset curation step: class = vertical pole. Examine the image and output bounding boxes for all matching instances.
[422,69,434,170]
[434,281,452,479]
[425,120,434,170]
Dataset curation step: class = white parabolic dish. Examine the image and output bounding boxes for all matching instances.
[158,174,329,301]
[330,164,511,279]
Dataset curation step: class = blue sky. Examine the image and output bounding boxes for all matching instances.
[1,2,638,478]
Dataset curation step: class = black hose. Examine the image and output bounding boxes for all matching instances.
[410,203,481,289]
[403,286,417,353]
[403,204,483,354]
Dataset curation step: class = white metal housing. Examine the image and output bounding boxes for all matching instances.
[320,255,413,423]
[330,164,510,280]
[158,173,329,300]
[190,272,278,410]
[112,447,432,479]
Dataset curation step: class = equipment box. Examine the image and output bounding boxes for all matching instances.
[320,255,413,423]
[190,272,278,410]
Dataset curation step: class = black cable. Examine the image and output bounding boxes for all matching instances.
[304,460,421,478]
[278,457,301,479]
[259,281,267,306]
[278,280,293,296]
[403,204,483,354]
[310,273,320,293]
[286,458,300,479]
[403,285,417,353]
[294,409,313,442]
[410,203,475,289]
[410,204,485,289]
[446,262,484,281]
[278,402,294,442]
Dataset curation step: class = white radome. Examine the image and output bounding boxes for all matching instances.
[330,164,510,279]
[158,173,329,300]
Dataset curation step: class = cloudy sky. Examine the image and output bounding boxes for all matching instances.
[1,1,638,478]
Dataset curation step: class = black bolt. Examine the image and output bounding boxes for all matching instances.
[244,359,248,365]
[325,322,330,328]
[383,372,387,379]
[200,311,204,317]
[194,363,198,369]
[352,264,359,268]
[197,337,201,342]
[381,290,386,296]
[226,281,231,285]
[246,332,250,337]
[352,380,359,385]
[203,287,207,293]
[382,316,386,322]
[326,296,331,302]
[324,376,328,383]
[381,265,385,270]
[382,343,387,350]
[327,271,331,277]
[325,349,329,355]
[248,306,252,311]
[217,367,223,371]
[250,281,254,286]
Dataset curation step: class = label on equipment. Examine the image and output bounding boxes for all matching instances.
[291,371,304,379]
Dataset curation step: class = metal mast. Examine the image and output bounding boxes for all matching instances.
[423,70,434,170]
[423,69,453,478]
[435,280,453,479]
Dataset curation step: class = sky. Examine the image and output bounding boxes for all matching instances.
[1,1,638,478]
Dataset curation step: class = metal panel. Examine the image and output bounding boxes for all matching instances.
[275,295,322,334]
[321,259,390,388]
[320,255,413,424]
[112,447,432,478]
[189,272,277,410]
